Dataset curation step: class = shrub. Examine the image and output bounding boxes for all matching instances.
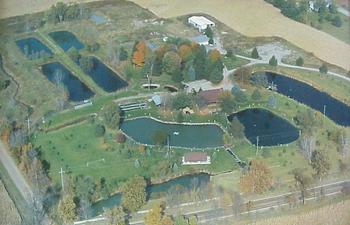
[116,132,126,143]
[319,63,328,74]
[332,15,342,27]
[95,124,106,137]
[296,57,304,66]
[251,47,259,59]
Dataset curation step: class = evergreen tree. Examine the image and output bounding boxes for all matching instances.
[251,47,259,59]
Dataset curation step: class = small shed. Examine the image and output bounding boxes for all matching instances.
[182,152,211,165]
[188,16,215,32]
[151,95,162,106]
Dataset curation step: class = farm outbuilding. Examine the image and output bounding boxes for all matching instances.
[188,16,215,32]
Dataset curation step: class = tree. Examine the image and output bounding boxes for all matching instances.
[332,15,342,27]
[235,91,248,104]
[337,129,349,157]
[171,92,192,110]
[152,130,168,146]
[58,195,77,223]
[269,55,278,66]
[178,45,192,62]
[299,133,316,163]
[162,51,181,75]
[176,111,184,123]
[95,124,106,137]
[251,89,262,102]
[79,56,94,72]
[267,95,277,108]
[251,47,259,59]
[74,175,96,201]
[132,41,146,67]
[296,56,304,66]
[319,63,328,74]
[104,206,126,225]
[101,103,121,129]
[234,66,252,84]
[192,44,207,79]
[119,47,128,61]
[144,203,173,225]
[251,73,268,87]
[121,176,146,212]
[204,26,214,39]
[292,168,311,204]
[116,132,126,143]
[67,47,80,62]
[311,150,330,180]
[239,160,273,194]
[218,91,236,114]
[295,109,320,133]
[209,66,223,84]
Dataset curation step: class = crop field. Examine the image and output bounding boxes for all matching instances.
[0,0,96,19]
[130,0,350,71]
[0,180,21,225]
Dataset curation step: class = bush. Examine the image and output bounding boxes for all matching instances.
[116,132,126,143]
[332,15,342,27]
[319,63,328,74]
[171,92,192,110]
[251,89,262,102]
[251,73,268,87]
[269,55,278,66]
[251,47,259,59]
[95,124,106,137]
[296,57,304,66]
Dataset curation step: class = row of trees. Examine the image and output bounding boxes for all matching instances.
[131,38,224,84]
[46,2,89,24]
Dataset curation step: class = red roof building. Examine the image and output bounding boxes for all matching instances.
[182,152,211,165]
[198,88,223,105]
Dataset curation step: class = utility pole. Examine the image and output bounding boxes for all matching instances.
[255,136,259,156]
[323,105,326,115]
[59,167,65,193]
[26,117,31,133]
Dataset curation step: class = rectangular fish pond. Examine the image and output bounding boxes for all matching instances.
[228,108,299,146]
[256,71,350,126]
[48,31,84,52]
[41,62,95,102]
[120,117,224,149]
[83,57,128,92]
[16,37,52,59]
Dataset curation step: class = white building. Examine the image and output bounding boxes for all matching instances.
[188,16,215,32]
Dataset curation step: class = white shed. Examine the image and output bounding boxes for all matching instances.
[188,16,215,32]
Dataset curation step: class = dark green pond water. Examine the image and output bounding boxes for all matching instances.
[41,62,94,101]
[120,117,224,148]
[228,108,299,146]
[48,31,84,52]
[16,37,52,58]
[258,71,350,126]
[91,173,209,217]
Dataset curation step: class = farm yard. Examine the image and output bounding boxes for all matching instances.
[130,0,350,71]
[0,0,349,224]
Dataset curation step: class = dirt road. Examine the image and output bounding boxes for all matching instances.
[0,141,33,202]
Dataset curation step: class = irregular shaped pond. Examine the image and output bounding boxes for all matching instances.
[228,108,299,146]
[48,31,84,51]
[257,71,350,126]
[91,173,209,217]
[84,57,128,92]
[120,117,224,148]
[41,62,94,102]
[16,37,52,58]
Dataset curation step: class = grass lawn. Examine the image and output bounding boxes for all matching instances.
[222,56,250,70]
[306,12,350,45]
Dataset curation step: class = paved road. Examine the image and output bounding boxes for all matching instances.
[0,141,33,202]
[127,179,350,225]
